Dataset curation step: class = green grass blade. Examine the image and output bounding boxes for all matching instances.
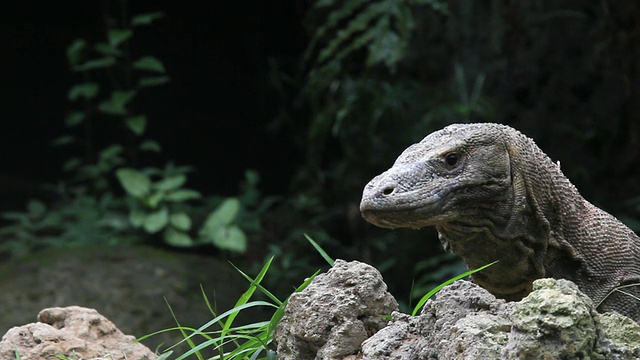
[411,261,498,316]
[223,256,274,335]
[304,233,334,266]
[229,262,282,306]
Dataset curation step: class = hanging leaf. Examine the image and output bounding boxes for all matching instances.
[68,83,99,101]
[73,57,116,72]
[146,191,165,209]
[108,29,133,47]
[211,225,247,253]
[125,115,147,135]
[143,207,169,234]
[116,168,151,198]
[66,39,87,65]
[132,12,165,26]
[155,174,187,191]
[164,189,201,202]
[98,90,137,116]
[164,227,194,247]
[201,198,241,230]
[99,144,124,161]
[140,140,162,153]
[65,112,85,127]
[63,157,82,171]
[139,76,170,88]
[170,212,192,231]
[94,42,123,56]
[133,56,166,73]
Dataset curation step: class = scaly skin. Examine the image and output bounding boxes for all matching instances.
[360,123,640,321]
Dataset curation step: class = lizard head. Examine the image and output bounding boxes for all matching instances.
[360,123,514,229]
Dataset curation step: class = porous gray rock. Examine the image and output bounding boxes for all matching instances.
[362,278,640,359]
[275,260,640,360]
[0,306,156,360]
[504,278,599,358]
[274,259,398,360]
[362,280,513,359]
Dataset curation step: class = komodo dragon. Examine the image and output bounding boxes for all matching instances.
[360,123,640,321]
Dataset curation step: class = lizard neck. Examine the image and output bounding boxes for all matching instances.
[434,133,575,300]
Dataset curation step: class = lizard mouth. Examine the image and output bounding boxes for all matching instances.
[360,191,449,229]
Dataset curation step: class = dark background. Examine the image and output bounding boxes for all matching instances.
[1,2,308,204]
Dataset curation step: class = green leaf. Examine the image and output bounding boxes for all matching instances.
[211,225,247,252]
[125,115,146,135]
[131,12,164,26]
[201,198,241,230]
[98,90,136,116]
[108,29,133,47]
[164,189,201,202]
[163,228,194,247]
[116,168,151,197]
[51,135,75,146]
[143,207,169,234]
[94,42,123,56]
[133,56,166,73]
[155,174,186,191]
[129,209,146,228]
[73,57,116,72]
[62,157,82,171]
[66,39,86,65]
[65,111,85,127]
[138,76,170,88]
[99,144,124,161]
[170,212,192,231]
[146,191,165,209]
[68,83,99,101]
[139,140,162,153]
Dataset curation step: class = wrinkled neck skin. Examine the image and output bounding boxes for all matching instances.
[436,134,579,301]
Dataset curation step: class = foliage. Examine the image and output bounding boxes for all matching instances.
[141,255,321,360]
[58,8,167,193]
[0,192,133,257]
[0,2,270,258]
[277,0,494,195]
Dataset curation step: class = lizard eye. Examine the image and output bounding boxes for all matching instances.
[444,152,460,168]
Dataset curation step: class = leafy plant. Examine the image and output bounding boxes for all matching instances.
[116,164,201,247]
[58,8,167,192]
[0,3,270,258]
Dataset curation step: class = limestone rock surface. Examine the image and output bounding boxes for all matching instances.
[0,306,156,360]
[275,259,640,360]
[274,259,399,360]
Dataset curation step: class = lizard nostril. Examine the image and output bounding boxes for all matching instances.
[382,186,395,196]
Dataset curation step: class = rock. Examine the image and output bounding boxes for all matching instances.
[274,259,640,359]
[0,306,156,360]
[274,259,399,360]
[504,278,599,358]
[362,280,513,359]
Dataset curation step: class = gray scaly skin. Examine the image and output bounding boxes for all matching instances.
[360,123,640,321]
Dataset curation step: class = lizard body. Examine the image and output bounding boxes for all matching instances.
[360,123,640,320]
